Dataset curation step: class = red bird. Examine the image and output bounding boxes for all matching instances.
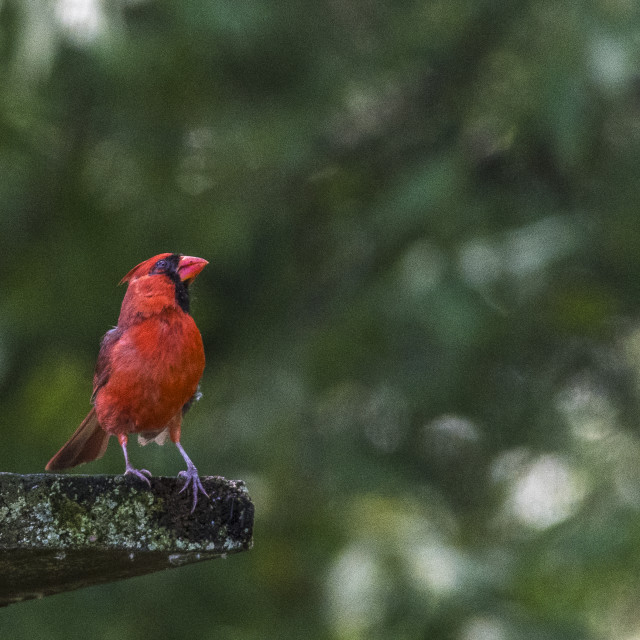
[46,253,209,511]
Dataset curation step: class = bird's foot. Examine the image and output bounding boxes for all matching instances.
[124,466,152,486]
[179,466,209,513]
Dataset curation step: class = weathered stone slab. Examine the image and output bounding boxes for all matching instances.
[0,473,253,606]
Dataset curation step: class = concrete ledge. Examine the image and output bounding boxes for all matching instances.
[0,473,254,606]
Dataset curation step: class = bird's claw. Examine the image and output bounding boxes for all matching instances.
[124,467,152,486]
[178,467,208,513]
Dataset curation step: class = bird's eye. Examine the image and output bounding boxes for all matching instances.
[155,259,168,270]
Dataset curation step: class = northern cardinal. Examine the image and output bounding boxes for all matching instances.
[46,253,209,512]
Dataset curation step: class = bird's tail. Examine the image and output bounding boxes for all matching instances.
[46,408,110,471]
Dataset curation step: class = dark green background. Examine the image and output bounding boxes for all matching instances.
[2,0,640,638]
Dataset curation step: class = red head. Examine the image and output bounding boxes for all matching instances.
[117,253,208,325]
[120,253,208,285]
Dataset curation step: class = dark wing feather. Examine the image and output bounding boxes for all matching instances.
[182,386,202,415]
[91,327,122,403]
[47,327,122,471]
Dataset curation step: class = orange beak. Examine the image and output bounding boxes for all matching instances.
[177,255,208,283]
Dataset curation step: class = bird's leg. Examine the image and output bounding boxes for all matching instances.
[175,441,208,513]
[118,434,151,486]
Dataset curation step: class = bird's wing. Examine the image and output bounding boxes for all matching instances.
[91,327,122,403]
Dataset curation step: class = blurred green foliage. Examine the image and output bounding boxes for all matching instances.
[3,0,640,638]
